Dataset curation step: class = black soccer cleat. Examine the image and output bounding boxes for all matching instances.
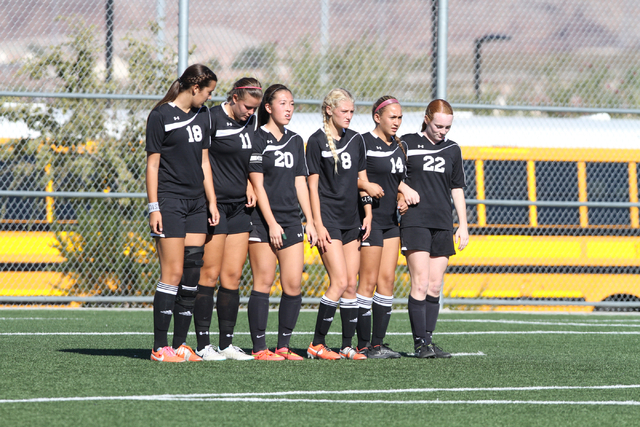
[431,343,452,358]
[368,343,401,359]
[415,342,435,358]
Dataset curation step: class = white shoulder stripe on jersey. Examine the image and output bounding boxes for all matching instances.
[216,127,246,137]
[263,135,295,153]
[406,144,457,157]
[164,108,202,132]
[366,146,400,158]
[320,134,358,158]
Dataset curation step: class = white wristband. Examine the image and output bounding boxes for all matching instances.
[148,202,160,213]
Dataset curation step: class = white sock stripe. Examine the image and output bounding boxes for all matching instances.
[356,293,373,309]
[156,282,178,295]
[320,296,339,307]
[181,285,198,292]
[340,298,358,309]
[373,293,393,307]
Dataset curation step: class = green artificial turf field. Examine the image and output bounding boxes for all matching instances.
[1,309,639,426]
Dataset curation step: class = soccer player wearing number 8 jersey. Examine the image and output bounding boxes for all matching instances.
[400,99,469,359]
[193,78,263,361]
[145,64,219,363]
[305,88,384,360]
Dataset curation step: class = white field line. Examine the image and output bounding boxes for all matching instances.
[3,330,640,336]
[438,319,640,328]
[0,318,82,321]
[2,384,640,405]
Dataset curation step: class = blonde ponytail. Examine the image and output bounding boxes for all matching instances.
[321,88,355,174]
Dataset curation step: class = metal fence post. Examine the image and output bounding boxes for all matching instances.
[178,0,189,76]
[436,0,448,100]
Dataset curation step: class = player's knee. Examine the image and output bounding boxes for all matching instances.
[183,246,204,286]
[175,283,199,309]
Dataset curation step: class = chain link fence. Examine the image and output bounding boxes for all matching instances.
[1,0,639,309]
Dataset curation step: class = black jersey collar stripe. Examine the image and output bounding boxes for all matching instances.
[320,134,358,157]
[406,144,457,156]
[163,106,203,132]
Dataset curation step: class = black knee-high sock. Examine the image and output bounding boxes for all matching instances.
[312,296,338,346]
[425,294,440,345]
[408,295,427,349]
[194,285,215,351]
[340,298,358,349]
[356,294,372,349]
[153,282,177,350]
[217,287,239,350]
[277,292,302,349]
[371,292,393,346]
[248,290,269,353]
[172,284,198,348]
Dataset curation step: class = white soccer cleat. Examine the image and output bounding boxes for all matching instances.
[195,344,227,361]
[218,344,255,360]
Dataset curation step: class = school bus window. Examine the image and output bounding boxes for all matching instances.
[484,160,528,225]
[586,162,630,226]
[536,161,579,226]
[453,160,477,226]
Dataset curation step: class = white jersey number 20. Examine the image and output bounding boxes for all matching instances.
[274,151,294,168]
[423,155,445,173]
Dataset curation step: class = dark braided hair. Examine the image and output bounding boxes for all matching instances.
[372,95,406,159]
[154,64,217,110]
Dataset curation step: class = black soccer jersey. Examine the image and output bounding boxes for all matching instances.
[306,127,366,230]
[145,102,211,199]
[362,132,407,229]
[249,126,308,227]
[209,103,257,203]
[400,133,466,230]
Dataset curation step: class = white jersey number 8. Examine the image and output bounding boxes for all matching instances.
[340,152,352,169]
[423,155,445,173]
[186,125,203,143]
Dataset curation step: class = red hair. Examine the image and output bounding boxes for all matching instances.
[421,99,453,132]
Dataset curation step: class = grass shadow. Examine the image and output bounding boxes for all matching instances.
[59,348,150,359]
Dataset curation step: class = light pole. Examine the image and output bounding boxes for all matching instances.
[474,34,511,101]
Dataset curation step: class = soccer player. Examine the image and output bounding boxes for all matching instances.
[246,84,318,360]
[193,78,263,361]
[401,99,469,358]
[145,64,219,362]
[355,96,420,359]
[305,88,383,360]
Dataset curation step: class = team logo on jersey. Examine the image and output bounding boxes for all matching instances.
[267,140,273,144]
[174,116,180,120]
[418,145,424,148]
[376,146,382,150]
[227,122,233,126]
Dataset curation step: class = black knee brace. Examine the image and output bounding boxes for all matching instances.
[176,246,204,309]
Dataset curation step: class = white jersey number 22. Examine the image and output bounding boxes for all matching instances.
[423,155,445,173]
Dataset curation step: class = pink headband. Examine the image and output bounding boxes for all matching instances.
[374,98,399,113]
[235,86,262,90]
